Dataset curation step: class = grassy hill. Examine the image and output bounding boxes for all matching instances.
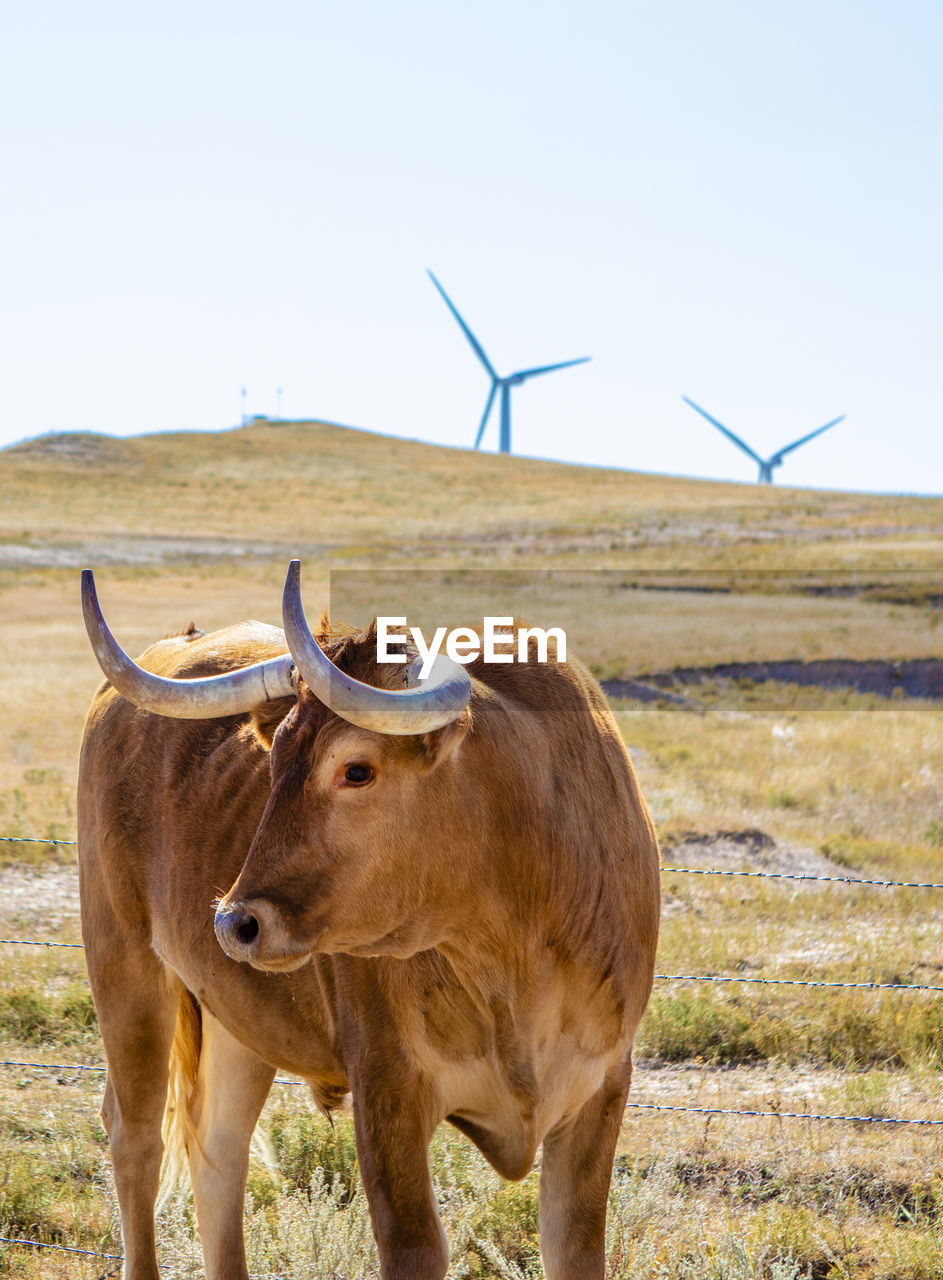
[3,419,941,582]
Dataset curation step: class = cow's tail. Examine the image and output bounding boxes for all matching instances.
[157,987,203,1210]
[156,988,279,1211]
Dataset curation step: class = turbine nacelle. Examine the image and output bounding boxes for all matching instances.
[428,270,590,454]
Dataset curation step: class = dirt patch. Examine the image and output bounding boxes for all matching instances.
[629,1059,939,1123]
[644,658,943,700]
[0,862,80,934]
[633,1148,942,1221]
[0,535,302,569]
[660,828,846,880]
[4,431,142,467]
[601,678,693,705]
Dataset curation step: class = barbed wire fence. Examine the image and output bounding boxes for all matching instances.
[0,832,941,1269]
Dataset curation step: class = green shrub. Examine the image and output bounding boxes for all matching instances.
[269,1110,359,1203]
[638,993,763,1064]
[638,989,943,1070]
[923,820,943,848]
[0,984,97,1045]
[0,1154,56,1236]
[467,1174,541,1277]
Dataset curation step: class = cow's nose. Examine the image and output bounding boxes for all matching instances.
[214,897,310,969]
[214,900,263,961]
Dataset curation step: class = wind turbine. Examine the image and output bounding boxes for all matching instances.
[428,271,591,454]
[681,397,845,484]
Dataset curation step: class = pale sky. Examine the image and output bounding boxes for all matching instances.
[2,1,941,494]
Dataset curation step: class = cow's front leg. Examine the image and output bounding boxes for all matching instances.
[351,1062,447,1280]
[89,939,180,1280]
[538,1060,633,1280]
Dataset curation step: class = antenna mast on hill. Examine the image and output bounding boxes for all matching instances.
[428,271,590,455]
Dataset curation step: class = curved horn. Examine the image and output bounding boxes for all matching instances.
[82,569,298,719]
[282,560,471,735]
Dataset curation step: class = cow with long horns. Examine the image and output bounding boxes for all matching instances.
[78,562,660,1280]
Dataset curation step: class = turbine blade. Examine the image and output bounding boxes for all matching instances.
[773,415,845,459]
[427,270,498,378]
[474,381,498,448]
[512,356,592,381]
[681,396,764,466]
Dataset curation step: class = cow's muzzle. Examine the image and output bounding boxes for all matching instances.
[214,898,313,972]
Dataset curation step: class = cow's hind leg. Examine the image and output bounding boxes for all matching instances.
[184,1011,276,1280]
[94,948,181,1280]
[538,1061,633,1280]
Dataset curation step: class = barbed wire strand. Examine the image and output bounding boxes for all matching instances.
[0,1235,123,1261]
[661,865,943,889]
[0,835,77,846]
[0,1058,302,1087]
[653,973,943,993]
[1,1058,937,1127]
[5,834,942,888]
[626,1101,943,1126]
[0,938,84,949]
[0,1059,105,1073]
[4,935,940,994]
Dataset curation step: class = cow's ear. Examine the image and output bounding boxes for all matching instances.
[417,708,471,771]
[249,699,294,749]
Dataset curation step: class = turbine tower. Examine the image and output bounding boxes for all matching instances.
[682,397,845,484]
[428,271,590,454]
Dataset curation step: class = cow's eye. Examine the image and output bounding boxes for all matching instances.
[344,763,373,786]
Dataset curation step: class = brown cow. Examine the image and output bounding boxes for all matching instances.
[78,562,660,1280]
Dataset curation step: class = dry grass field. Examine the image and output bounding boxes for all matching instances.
[0,421,941,1277]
